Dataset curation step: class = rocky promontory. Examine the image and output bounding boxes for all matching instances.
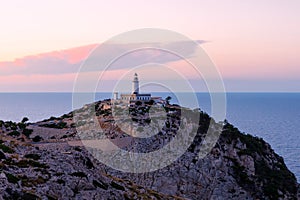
[0,99,299,199]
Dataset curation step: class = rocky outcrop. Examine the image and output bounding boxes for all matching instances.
[103,114,299,200]
[0,100,298,199]
[0,139,181,200]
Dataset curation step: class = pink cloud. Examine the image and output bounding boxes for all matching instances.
[0,44,98,76]
[0,41,199,77]
[35,44,98,64]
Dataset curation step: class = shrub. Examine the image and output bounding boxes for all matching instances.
[17,122,26,130]
[32,136,43,142]
[15,159,49,169]
[255,159,297,199]
[40,121,67,129]
[84,157,94,169]
[57,121,67,129]
[60,135,68,139]
[4,121,17,130]
[0,150,6,160]
[70,172,87,178]
[62,113,72,119]
[5,173,20,184]
[74,147,82,152]
[24,153,41,160]
[49,116,59,120]
[57,179,65,184]
[20,175,46,186]
[22,129,33,138]
[8,130,21,137]
[21,117,29,124]
[110,181,125,191]
[0,144,15,153]
[93,180,108,190]
[22,193,39,199]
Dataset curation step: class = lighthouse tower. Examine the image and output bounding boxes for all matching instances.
[132,73,139,94]
[120,73,151,102]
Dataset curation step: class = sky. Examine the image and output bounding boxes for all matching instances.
[0,0,299,92]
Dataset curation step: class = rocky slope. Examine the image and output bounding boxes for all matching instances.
[0,100,299,199]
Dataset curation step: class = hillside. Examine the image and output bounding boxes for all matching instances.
[0,100,299,199]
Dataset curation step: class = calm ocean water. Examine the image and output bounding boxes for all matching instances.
[0,92,299,181]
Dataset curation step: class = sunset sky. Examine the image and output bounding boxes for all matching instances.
[0,0,299,92]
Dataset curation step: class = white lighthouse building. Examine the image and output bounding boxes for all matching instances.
[120,73,151,102]
[132,73,139,94]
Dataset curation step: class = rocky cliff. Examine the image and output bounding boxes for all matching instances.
[0,100,299,199]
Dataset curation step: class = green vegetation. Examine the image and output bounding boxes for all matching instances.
[21,175,47,187]
[60,135,68,139]
[0,144,15,153]
[3,121,18,130]
[49,116,59,120]
[20,192,40,200]
[14,159,49,169]
[21,117,29,124]
[4,188,40,200]
[165,96,172,104]
[62,113,73,119]
[223,121,298,199]
[93,179,109,190]
[40,121,67,129]
[22,128,33,138]
[84,157,94,169]
[0,150,6,160]
[5,173,20,184]
[57,179,65,185]
[74,146,82,152]
[110,181,125,191]
[148,99,155,105]
[32,135,43,142]
[225,156,253,185]
[223,122,265,155]
[8,130,21,137]
[70,171,87,178]
[45,194,58,200]
[135,101,142,106]
[24,153,41,160]
[17,122,26,130]
[255,159,297,199]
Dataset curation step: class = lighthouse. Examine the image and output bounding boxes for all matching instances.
[120,73,151,102]
[132,73,139,94]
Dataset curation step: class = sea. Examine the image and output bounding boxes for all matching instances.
[0,92,299,181]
